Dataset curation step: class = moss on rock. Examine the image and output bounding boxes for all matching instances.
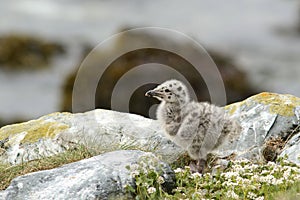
[0,119,69,146]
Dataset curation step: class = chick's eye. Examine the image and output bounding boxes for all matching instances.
[165,89,170,92]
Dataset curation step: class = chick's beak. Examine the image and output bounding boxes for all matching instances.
[145,90,158,97]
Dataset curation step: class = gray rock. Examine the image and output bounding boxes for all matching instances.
[280,131,300,165]
[1,92,300,167]
[0,110,183,165]
[222,92,300,163]
[0,150,175,200]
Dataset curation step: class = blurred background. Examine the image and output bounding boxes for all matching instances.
[0,0,300,127]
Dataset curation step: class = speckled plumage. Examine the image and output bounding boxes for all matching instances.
[146,79,241,172]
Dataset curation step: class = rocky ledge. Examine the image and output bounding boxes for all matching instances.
[0,150,175,200]
[0,92,300,199]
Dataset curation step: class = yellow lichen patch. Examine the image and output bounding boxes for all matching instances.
[250,92,300,117]
[0,119,69,145]
[22,122,69,144]
[225,92,300,117]
[224,102,240,115]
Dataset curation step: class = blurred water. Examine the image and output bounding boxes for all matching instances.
[0,0,299,122]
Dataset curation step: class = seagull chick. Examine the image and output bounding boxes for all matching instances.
[145,79,241,173]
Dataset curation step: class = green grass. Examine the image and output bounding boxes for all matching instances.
[0,145,94,190]
[0,141,153,191]
[271,181,300,200]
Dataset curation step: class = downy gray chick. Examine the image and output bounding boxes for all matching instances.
[145,79,241,173]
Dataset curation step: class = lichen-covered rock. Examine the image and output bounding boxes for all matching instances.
[280,131,300,164]
[221,92,300,164]
[1,92,300,167]
[0,116,69,164]
[0,110,183,165]
[0,150,175,200]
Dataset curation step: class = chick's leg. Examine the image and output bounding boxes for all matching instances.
[189,159,206,173]
[197,159,206,173]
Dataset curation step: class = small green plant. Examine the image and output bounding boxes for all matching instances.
[125,153,169,200]
[126,157,300,200]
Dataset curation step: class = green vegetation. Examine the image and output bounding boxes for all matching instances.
[125,153,169,200]
[1,144,300,200]
[126,156,300,200]
[272,181,300,200]
[0,141,153,191]
[0,145,93,190]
